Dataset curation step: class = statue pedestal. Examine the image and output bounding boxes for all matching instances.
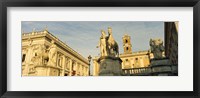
[150,58,177,76]
[97,56,122,76]
[150,58,171,66]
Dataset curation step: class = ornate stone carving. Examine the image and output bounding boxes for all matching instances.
[31,44,47,66]
[149,39,165,59]
[47,40,57,66]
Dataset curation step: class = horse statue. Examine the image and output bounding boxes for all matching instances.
[97,27,119,57]
[107,27,119,57]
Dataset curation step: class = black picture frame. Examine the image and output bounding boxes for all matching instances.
[0,0,199,98]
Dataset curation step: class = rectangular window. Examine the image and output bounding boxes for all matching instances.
[22,54,26,62]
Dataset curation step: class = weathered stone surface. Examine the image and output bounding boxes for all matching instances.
[157,73,169,76]
[152,66,171,73]
[98,56,122,76]
[149,39,165,59]
[150,59,171,66]
[171,65,178,73]
[150,58,177,76]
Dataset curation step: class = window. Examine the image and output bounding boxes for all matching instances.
[126,47,129,51]
[125,40,128,43]
[135,58,138,60]
[64,73,68,76]
[22,54,26,62]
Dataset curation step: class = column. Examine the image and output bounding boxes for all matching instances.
[75,62,78,76]
[80,64,82,76]
[82,66,85,76]
[93,61,96,76]
[69,59,72,76]
[85,66,87,76]
[60,56,65,76]
[85,67,89,76]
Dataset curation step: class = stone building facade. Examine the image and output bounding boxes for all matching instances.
[165,22,178,65]
[22,29,89,76]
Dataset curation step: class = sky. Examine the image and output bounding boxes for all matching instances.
[22,21,164,74]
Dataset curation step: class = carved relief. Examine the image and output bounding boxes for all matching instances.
[31,44,46,66]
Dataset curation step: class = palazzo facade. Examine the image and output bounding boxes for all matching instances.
[22,29,89,76]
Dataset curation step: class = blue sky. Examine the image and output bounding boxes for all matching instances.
[22,21,164,73]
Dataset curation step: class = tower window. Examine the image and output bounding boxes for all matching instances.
[135,58,138,60]
[126,47,129,51]
[125,40,128,43]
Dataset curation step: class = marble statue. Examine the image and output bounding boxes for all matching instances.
[150,38,165,59]
[47,40,57,66]
[107,27,119,57]
[97,27,122,76]
[97,27,119,57]
[99,30,108,56]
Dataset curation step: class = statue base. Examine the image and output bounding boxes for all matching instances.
[97,56,122,76]
[150,58,171,66]
[150,58,177,76]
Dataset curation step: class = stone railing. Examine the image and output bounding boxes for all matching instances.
[122,65,178,76]
[123,67,152,75]
[22,31,47,37]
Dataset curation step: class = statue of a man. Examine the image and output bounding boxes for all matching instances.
[48,40,57,66]
[97,30,108,56]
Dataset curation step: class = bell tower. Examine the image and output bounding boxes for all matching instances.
[123,34,132,54]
